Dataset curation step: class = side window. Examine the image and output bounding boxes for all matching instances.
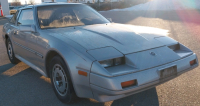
[17,9,34,26]
[10,11,19,24]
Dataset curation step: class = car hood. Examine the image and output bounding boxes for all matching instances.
[47,23,169,54]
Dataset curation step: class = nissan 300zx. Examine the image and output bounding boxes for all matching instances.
[2,3,198,103]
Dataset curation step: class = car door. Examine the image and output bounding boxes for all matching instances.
[8,11,21,55]
[25,32,47,70]
[13,8,35,60]
[12,8,45,70]
[10,10,29,58]
[20,8,46,70]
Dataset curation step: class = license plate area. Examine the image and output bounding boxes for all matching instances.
[159,66,177,79]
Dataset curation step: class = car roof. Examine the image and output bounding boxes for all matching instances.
[20,3,83,9]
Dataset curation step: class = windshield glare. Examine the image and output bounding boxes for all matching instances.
[37,4,110,29]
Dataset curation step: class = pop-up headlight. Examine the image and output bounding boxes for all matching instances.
[99,57,125,68]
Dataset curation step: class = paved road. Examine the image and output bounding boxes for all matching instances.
[1,10,200,106]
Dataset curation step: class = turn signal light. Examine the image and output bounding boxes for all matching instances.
[121,80,137,88]
[78,70,87,77]
[190,60,196,66]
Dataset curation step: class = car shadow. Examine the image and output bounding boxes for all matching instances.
[0,63,16,80]
[72,87,159,106]
[111,88,159,106]
[0,63,15,72]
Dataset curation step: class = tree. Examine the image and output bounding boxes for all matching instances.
[29,0,35,5]
[13,0,20,2]
[12,0,21,6]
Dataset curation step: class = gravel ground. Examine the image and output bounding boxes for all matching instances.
[0,10,200,106]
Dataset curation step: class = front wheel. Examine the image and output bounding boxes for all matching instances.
[49,56,77,104]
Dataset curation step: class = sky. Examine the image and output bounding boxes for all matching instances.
[8,0,42,4]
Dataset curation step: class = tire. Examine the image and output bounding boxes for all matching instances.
[6,38,20,64]
[49,56,77,104]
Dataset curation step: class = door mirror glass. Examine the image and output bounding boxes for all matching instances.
[19,25,36,32]
[5,15,13,20]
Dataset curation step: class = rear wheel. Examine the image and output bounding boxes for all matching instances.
[6,38,20,64]
[49,56,77,104]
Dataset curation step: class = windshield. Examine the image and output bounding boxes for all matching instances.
[37,4,110,29]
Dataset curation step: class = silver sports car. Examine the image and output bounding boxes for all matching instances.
[2,3,198,103]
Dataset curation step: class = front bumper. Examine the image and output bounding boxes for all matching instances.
[90,53,198,102]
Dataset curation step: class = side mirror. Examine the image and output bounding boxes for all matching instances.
[19,25,36,32]
[107,18,112,22]
[5,15,13,19]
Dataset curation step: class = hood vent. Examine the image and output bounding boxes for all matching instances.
[168,44,180,51]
